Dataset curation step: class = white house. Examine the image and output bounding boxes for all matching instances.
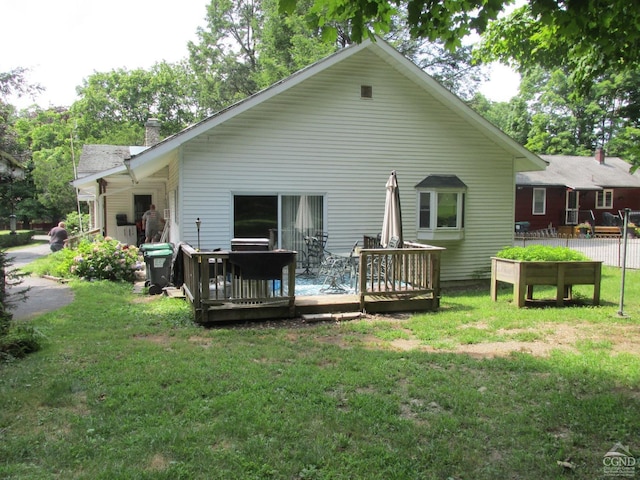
[73,38,545,282]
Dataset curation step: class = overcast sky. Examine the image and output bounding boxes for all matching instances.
[1,0,518,109]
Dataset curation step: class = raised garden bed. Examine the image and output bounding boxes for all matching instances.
[490,246,602,307]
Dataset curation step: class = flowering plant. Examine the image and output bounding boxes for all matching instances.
[71,237,143,282]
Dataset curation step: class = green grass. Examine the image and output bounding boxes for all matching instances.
[0,267,639,478]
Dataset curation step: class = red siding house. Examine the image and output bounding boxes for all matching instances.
[515,149,640,232]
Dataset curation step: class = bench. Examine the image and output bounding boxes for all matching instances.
[593,226,621,237]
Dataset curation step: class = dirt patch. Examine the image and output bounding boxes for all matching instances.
[133,333,172,345]
[202,313,640,359]
[387,322,640,358]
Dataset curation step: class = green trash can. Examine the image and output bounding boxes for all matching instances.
[144,248,173,295]
[140,243,173,254]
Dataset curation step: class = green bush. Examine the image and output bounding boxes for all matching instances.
[71,237,143,282]
[0,324,44,361]
[64,211,92,235]
[495,245,590,262]
[0,231,35,248]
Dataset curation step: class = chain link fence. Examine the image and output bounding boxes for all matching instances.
[514,234,640,269]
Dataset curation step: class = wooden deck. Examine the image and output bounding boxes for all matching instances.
[179,242,444,324]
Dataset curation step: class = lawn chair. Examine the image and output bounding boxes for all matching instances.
[300,232,329,276]
[317,241,360,293]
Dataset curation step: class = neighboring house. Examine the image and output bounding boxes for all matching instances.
[516,149,640,232]
[73,38,545,281]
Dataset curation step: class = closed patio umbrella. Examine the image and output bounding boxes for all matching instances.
[381,170,403,248]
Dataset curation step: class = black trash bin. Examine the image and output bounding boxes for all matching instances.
[143,246,174,295]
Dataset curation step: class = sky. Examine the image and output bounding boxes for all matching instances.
[1,0,519,109]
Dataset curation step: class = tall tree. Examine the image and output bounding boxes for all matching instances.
[188,0,265,114]
[472,66,640,170]
[279,0,640,86]
[14,108,77,220]
[72,61,198,144]
[384,7,486,100]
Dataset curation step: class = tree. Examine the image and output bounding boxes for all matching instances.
[188,0,265,114]
[13,108,77,220]
[72,61,199,144]
[476,2,640,86]
[472,65,640,171]
[384,7,487,100]
[256,0,338,89]
[279,0,640,85]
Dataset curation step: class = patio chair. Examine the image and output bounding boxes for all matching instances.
[300,232,329,276]
[318,241,358,293]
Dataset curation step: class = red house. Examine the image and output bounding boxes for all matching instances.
[515,149,640,232]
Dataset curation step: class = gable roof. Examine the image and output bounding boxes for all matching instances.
[73,145,150,190]
[517,154,640,190]
[77,145,131,178]
[75,37,546,189]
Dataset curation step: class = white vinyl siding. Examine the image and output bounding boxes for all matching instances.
[176,49,517,281]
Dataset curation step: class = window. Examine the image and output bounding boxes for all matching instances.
[233,194,324,251]
[416,175,466,240]
[596,189,613,209]
[532,188,546,215]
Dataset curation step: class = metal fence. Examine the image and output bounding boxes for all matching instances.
[515,235,640,269]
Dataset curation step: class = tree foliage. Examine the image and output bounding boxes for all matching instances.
[474,65,640,170]
[72,61,198,143]
[279,0,640,86]
[476,2,640,85]
[14,108,77,219]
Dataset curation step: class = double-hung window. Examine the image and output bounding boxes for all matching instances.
[596,189,613,209]
[416,175,466,240]
[532,188,546,215]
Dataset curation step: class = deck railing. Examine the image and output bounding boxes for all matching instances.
[66,228,102,248]
[358,241,444,311]
[180,241,443,321]
[180,245,297,322]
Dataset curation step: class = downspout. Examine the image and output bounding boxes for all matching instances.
[124,156,138,184]
[98,179,108,236]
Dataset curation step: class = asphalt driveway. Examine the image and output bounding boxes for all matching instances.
[5,236,75,321]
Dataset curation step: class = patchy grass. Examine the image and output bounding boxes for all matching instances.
[0,267,639,479]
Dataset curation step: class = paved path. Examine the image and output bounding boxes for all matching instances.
[6,236,75,321]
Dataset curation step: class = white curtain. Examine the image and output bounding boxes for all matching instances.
[282,195,323,251]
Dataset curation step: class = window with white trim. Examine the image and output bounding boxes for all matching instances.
[532,188,546,215]
[416,175,466,241]
[596,189,613,209]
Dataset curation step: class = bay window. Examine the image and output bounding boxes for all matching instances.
[416,175,466,240]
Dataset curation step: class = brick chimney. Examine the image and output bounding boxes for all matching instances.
[144,118,161,146]
[595,146,605,164]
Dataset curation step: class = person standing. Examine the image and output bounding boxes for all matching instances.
[48,222,68,252]
[142,204,162,243]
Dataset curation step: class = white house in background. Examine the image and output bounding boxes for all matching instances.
[73,38,545,281]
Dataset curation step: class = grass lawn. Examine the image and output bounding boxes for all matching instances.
[1,267,639,479]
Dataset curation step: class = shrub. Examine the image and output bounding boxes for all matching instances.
[1,249,43,361]
[64,211,92,235]
[71,237,143,282]
[0,231,35,248]
[495,245,590,262]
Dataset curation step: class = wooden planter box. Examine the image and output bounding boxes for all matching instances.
[490,257,602,307]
